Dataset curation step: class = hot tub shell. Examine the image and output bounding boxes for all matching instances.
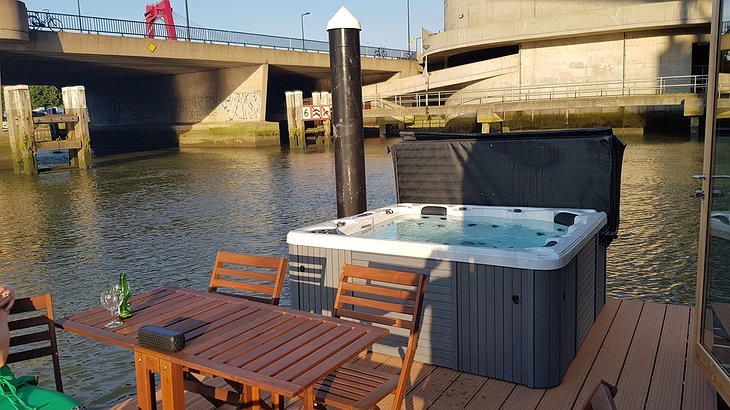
[288,203,608,388]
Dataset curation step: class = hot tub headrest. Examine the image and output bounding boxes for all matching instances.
[390,127,626,244]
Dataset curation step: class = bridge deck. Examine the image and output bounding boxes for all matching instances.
[112,298,717,410]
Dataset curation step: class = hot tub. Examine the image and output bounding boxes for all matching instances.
[288,203,608,388]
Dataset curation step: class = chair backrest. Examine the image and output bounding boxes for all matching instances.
[209,251,288,305]
[333,264,428,410]
[7,293,63,392]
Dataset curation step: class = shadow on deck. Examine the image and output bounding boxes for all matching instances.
[112,298,717,410]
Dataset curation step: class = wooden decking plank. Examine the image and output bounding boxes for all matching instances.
[614,302,667,409]
[376,355,437,409]
[427,372,487,409]
[395,366,460,410]
[536,298,622,410]
[463,378,516,410]
[571,298,644,409]
[501,385,546,410]
[645,303,691,410]
[683,308,718,410]
[350,351,392,370]
[110,388,230,410]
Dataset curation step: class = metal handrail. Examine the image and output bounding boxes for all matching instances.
[366,74,709,108]
[26,10,416,60]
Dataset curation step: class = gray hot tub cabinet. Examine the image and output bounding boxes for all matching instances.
[289,234,606,388]
[290,128,623,388]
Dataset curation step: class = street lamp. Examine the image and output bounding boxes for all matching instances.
[407,0,411,52]
[423,44,430,107]
[76,0,82,33]
[301,12,311,51]
[184,0,191,41]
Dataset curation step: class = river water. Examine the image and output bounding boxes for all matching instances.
[0,134,704,407]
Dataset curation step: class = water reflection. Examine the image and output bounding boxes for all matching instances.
[0,135,702,407]
[606,133,702,304]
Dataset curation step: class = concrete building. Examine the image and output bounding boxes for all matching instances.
[370,0,712,133]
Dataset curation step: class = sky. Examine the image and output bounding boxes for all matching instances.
[22,0,444,50]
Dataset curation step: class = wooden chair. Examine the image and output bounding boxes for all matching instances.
[185,252,289,407]
[209,251,288,305]
[310,264,428,410]
[7,293,64,392]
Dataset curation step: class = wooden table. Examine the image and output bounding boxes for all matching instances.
[56,286,388,409]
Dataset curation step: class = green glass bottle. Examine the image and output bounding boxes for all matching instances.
[119,272,133,319]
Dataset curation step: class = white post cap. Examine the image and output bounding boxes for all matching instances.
[327,7,361,31]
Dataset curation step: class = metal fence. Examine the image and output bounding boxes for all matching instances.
[367,75,709,108]
[26,10,415,60]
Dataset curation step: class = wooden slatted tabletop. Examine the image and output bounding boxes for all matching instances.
[57,286,388,410]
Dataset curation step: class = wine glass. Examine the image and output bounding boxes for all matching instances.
[110,285,122,316]
[100,290,123,328]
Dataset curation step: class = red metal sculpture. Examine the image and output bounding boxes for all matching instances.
[144,0,177,41]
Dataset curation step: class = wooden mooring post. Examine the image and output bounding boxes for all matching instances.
[285,90,332,148]
[312,91,332,146]
[3,84,91,175]
[62,86,91,169]
[3,85,37,175]
[285,90,305,148]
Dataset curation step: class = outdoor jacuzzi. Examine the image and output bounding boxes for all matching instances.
[288,203,609,388]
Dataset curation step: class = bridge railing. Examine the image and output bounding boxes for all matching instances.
[367,74,708,108]
[26,10,416,60]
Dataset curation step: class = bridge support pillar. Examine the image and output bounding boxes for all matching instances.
[62,86,92,169]
[3,85,37,175]
[477,110,504,133]
[690,116,701,139]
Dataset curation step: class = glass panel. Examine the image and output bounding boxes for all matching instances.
[701,0,730,372]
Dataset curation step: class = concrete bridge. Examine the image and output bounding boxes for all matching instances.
[0,0,418,150]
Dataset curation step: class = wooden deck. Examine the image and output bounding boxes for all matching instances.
[113,298,718,410]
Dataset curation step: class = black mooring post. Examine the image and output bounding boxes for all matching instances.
[328,7,367,218]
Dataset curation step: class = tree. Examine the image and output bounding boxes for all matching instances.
[29,85,62,109]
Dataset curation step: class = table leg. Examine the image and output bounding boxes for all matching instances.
[301,387,314,410]
[272,393,284,410]
[160,358,185,409]
[244,385,262,410]
[134,351,155,410]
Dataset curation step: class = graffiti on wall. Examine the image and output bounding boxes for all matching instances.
[221,91,262,121]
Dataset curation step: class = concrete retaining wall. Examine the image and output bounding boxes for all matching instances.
[87,64,280,148]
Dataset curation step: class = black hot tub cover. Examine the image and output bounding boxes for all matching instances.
[389,127,626,243]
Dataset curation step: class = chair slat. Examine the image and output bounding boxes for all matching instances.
[333,308,412,330]
[216,252,284,269]
[339,295,415,315]
[9,315,49,331]
[210,279,275,296]
[10,330,51,347]
[7,346,55,364]
[341,281,417,301]
[342,265,421,286]
[9,295,49,314]
[213,267,278,282]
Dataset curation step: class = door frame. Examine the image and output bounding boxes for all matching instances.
[694,0,730,403]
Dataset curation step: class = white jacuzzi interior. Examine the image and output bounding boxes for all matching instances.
[288,203,607,271]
